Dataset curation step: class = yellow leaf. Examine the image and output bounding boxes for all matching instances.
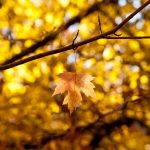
[53,72,95,113]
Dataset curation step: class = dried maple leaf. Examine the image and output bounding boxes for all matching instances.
[53,72,95,113]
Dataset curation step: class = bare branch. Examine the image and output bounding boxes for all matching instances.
[0,36,150,71]
[0,0,150,70]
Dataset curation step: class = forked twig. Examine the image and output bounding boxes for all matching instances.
[72,30,79,51]
[98,15,103,34]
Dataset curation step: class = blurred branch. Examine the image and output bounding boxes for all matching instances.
[22,95,150,149]
[2,2,101,65]
[23,131,67,149]
[0,0,150,70]
[86,117,150,149]
[23,118,150,149]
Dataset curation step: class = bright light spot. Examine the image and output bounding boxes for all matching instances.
[67,6,79,18]
[130,81,137,89]
[54,16,62,26]
[25,8,33,17]
[145,144,150,150]
[109,94,123,104]
[128,13,142,24]
[140,75,149,84]
[30,0,42,7]
[10,97,21,104]
[114,44,125,53]
[67,53,78,64]
[84,60,91,68]
[33,68,41,78]
[13,23,22,33]
[137,31,145,36]
[94,92,104,102]
[41,62,49,73]
[54,63,65,74]
[45,13,53,23]
[95,76,104,85]
[2,27,10,36]
[128,40,140,51]
[84,59,95,68]
[80,21,89,37]
[103,46,115,60]
[97,39,107,45]
[0,40,10,54]
[25,40,33,48]
[131,95,139,101]
[49,102,60,113]
[133,0,141,8]
[6,82,26,94]
[115,16,122,24]
[14,7,23,15]
[68,24,79,33]
[104,62,114,71]
[12,45,21,54]
[118,0,126,7]
[136,19,144,29]
[18,0,26,5]
[134,52,145,60]
[117,87,122,93]
[130,65,139,72]
[35,19,43,27]
[58,0,70,7]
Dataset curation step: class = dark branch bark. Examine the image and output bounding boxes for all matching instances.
[0,0,150,70]
[88,117,150,149]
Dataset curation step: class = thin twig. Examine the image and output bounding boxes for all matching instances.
[73,30,79,72]
[114,32,122,36]
[98,15,103,34]
[72,30,79,50]
[0,0,150,70]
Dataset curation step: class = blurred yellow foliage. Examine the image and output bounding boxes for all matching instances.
[0,0,150,149]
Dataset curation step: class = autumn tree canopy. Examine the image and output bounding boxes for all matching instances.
[0,0,150,149]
